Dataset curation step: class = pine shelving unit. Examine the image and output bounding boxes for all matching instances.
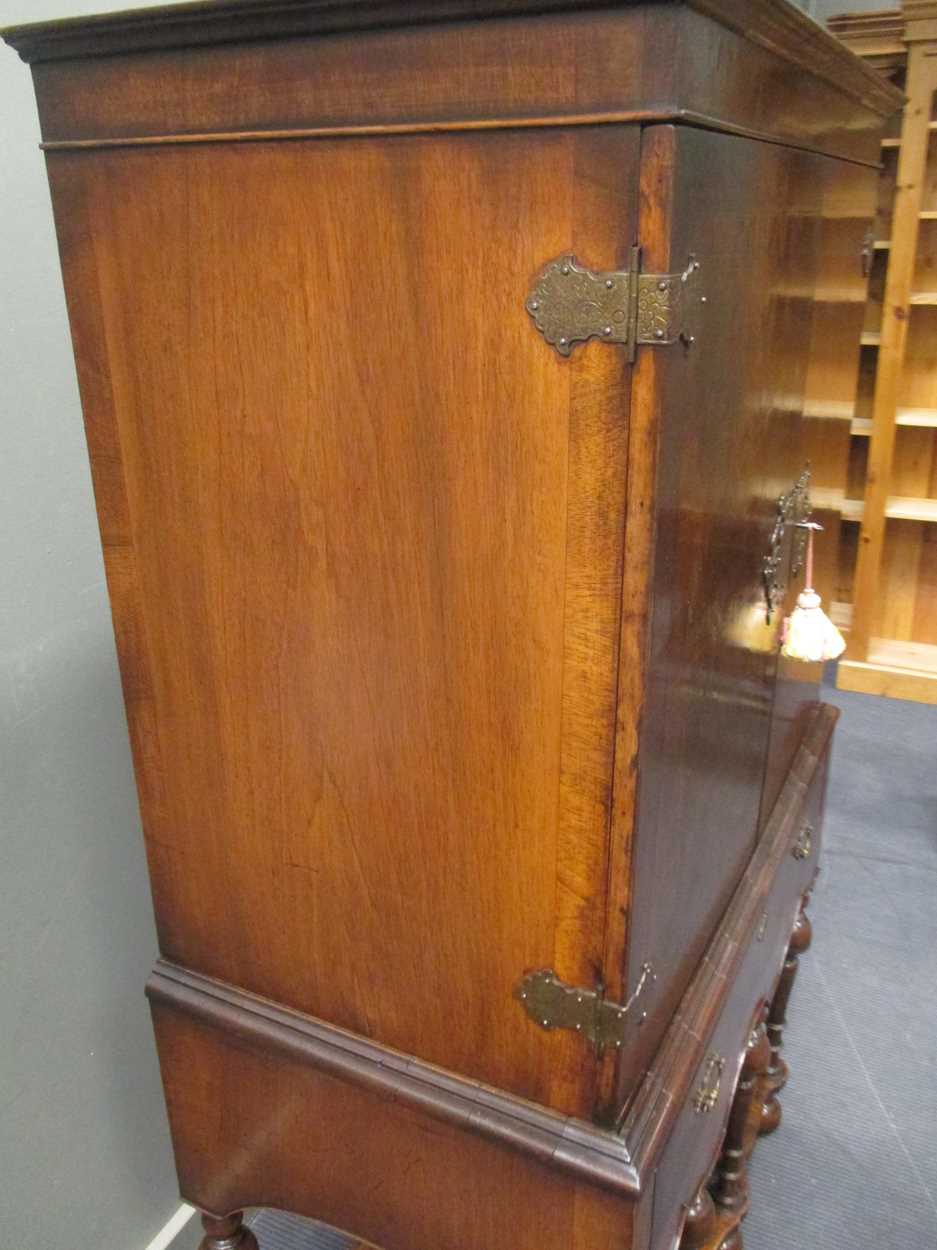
[826,3,937,705]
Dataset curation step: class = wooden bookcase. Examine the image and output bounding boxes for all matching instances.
[828,4,937,704]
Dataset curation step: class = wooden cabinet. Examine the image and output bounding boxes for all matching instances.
[2,3,898,1249]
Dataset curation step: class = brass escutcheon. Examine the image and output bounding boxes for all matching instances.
[693,1052,726,1114]
[792,824,813,861]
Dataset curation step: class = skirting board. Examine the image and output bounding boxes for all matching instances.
[837,659,937,705]
[144,1203,195,1250]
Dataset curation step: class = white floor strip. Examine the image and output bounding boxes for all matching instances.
[143,1203,197,1250]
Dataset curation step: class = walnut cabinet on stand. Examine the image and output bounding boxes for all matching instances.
[2,4,899,1249]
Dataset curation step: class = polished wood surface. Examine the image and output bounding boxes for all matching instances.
[48,125,640,1120]
[147,707,835,1249]
[153,1002,639,1250]
[617,121,827,1102]
[3,4,895,165]
[1,2,883,1246]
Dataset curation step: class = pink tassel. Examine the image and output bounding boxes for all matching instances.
[781,526,846,663]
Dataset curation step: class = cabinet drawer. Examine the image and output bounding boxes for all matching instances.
[756,727,830,977]
[647,717,834,1250]
[648,915,772,1250]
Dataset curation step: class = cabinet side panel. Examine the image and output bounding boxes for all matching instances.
[617,123,825,1101]
[44,126,639,1118]
[151,1002,638,1250]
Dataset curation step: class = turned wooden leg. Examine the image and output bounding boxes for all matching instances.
[680,1183,717,1250]
[760,900,812,1136]
[712,1022,771,1215]
[199,1212,259,1250]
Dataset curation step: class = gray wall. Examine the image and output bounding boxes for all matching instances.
[0,3,193,1248]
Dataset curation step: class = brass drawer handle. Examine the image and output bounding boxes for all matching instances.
[693,1052,726,1114]
[792,824,813,861]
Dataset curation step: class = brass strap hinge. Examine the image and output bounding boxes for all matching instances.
[525,247,704,360]
[514,963,656,1051]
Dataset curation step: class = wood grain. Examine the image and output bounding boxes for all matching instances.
[152,999,638,1250]
[614,122,826,1105]
[13,5,895,164]
[47,126,640,1119]
[8,3,876,1243]
[850,43,937,659]
[1,0,903,126]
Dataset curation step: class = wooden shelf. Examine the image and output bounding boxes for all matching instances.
[849,411,937,433]
[830,601,853,630]
[823,497,937,523]
[803,399,854,421]
[814,290,866,304]
[831,12,937,701]
[885,496,937,522]
[896,407,937,427]
[883,121,937,149]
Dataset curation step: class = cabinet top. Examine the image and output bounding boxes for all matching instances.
[0,0,901,116]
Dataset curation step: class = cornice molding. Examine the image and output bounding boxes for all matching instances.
[1,0,902,116]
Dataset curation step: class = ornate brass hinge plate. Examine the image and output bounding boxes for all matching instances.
[514,963,655,1051]
[525,247,703,360]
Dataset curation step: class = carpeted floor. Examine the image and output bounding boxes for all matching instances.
[744,683,937,1250]
[179,681,937,1250]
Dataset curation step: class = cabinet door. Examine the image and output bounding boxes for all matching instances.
[47,125,639,1119]
[612,123,827,1108]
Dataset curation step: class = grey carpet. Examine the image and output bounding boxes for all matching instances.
[177,679,937,1250]
[744,682,937,1250]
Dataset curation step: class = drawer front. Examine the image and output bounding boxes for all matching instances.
[757,733,829,974]
[648,919,772,1250]
[648,729,833,1250]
